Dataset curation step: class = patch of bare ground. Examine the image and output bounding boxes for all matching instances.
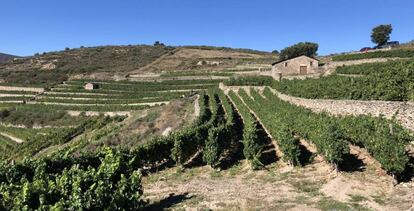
[143,157,371,210]
[143,150,414,211]
[77,97,198,150]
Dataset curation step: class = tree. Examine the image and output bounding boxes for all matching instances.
[279,42,318,61]
[153,41,165,46]
[272,50,279,54]
[371,24,392,46]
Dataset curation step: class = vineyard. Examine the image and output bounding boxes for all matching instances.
[332,49,414,61]
[1,81,413,209]
[1,57,414,209]
[273,59,414,101]
[0,79,221,112]
[0,79,222,163]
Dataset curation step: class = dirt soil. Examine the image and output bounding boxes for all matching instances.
[113,96,197,146]
[143,152,414,210]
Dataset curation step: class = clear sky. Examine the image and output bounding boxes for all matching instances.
[1,0,413,56]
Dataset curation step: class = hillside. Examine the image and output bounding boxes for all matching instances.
[0,53,18,62]
[0,45,173,85]
[0,45,413,210]
[0,45,275,86]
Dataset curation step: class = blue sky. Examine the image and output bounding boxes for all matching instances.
[1,0,413,56]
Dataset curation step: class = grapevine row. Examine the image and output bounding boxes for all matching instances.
[261,87,412,175]
[227,90,265,169]
[244,88,351,167]
[238,89,303,166]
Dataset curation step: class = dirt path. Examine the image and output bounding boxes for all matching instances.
[28,101,169,107]
[0,132,23,143]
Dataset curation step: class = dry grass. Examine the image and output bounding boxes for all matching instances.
[142,148,414,210]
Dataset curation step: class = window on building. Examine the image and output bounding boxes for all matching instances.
[310,61,313,66]
[285,62,288,67]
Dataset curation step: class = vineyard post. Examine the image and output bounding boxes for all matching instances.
[389,123,394,135]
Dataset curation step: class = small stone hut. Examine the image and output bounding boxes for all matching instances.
[84,82,99,90]
[272,55,319,76]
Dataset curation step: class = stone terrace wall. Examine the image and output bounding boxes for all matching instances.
[0,85,44,93]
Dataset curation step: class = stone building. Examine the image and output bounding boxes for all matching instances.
[271,55,319,77]
[84,82,99,90]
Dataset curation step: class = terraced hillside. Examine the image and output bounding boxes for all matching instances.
[0,45,275,86]
[1,45,414,210]
[128,47,276,76]
[0,79,221,162]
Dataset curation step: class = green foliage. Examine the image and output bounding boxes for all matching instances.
[202,89,234,168]
[317,120,349,164]
[332,49,414,61]
[275,125,301,166]
[273,60,414,101]
[339,116,412,174]
[0,148,145,210]
[225,76,273,86]
[371,24,393,46]
[171,93,212,165]
[256,87,412,174]
[228,91,264,169]
[0,116,125,162]
[203,124,228,168]
[239,89,302,166]
[247,88,350,166]
[279,42,319,61]
[0,108,81,128]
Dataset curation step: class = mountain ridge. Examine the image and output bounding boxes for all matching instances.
[0,53,18,62]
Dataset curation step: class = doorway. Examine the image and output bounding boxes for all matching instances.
[300,66,307,74]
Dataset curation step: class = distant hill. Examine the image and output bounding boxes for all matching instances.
[0,44,276,85]
[0,53,18,62]
[0,45,174,85]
